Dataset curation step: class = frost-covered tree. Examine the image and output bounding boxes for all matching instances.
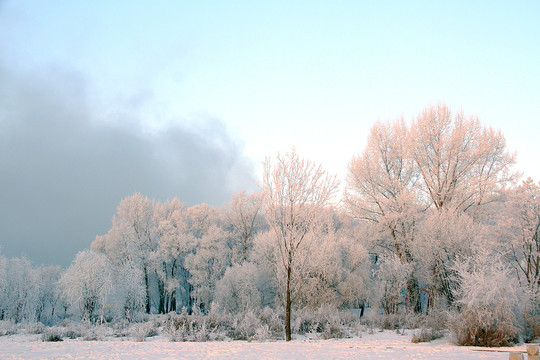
[413,210,483,308]
[249,230,281,308]
[34,265,62,324]
[345,119,418,260]
[153,198,191,313]
[59,250,113,321]
[214,262,262,314]
[223,191,262,263]
[109,260,146,321]
[92,193,156,313]
[498,178,540,339]
[501,178,540,292]
[282,209,370,311]
[0,255,38,322]
[345,104,517,314]
[344,120,422,312]
[184,224,232,312]
[262,148,339,341]
[0,254,6,320]
[411,103,516,215]
[186,203,219,238]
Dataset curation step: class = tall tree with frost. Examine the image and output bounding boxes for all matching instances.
[153,197,190,313]
[184,224,232,312]
[59,250,113,321]
[411,103,516,214]
[223,191,262,262]
[261,148,339,341]
[411,104,516,306]
[0,256,38,322]
[502,178,540,291]
[92,193,155,313]
[344,119,421,312]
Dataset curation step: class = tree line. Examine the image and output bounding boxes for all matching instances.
[1,103,538,345]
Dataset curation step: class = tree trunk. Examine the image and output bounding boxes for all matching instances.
[157,262,167,314]
[144,265,151,313]
[286,265,292,341]
[406,276,422,313]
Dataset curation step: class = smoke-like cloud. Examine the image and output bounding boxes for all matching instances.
[0,65,256,266]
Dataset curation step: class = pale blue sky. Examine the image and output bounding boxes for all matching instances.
[3,1,539,177]
[1,1,539,265]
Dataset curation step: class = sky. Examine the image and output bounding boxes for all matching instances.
[1,1,539,266]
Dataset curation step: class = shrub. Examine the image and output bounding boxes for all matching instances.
[448,251,521,347]
[61,323,85,339]
[260,307,283,338]
[42,327,63,342]
[321,322,346,339]
[448,308,518,347]
[411,328,444,343]
[0,320,17,336]
[523,294,540,343]
[129,322,158,342]
[231,310,261,340]
[254,324,271,341]
[290,306,354,339]
[27,322,45,334]
[164,311,225,342]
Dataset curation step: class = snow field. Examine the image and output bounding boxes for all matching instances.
[0,330,528,360]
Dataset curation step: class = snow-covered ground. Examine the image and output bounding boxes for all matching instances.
[0,330,528,360]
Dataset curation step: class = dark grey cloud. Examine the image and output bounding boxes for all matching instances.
[0,65,256,267]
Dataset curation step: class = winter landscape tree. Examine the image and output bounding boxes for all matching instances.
[344,119,421,312]
[345,103,518,313]
[223,191,262,263]
[261,148,340,341]
[59,250,113,321]
[410,103,516,215]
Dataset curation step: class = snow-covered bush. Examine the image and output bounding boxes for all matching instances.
[27,322,45,334]
[260,306,284,337]
[61,322,86,339]
[289,306,355,339]
[231,310,262,340]
[164,309,225,342]
[0,320,17,336]
[41,327,63,342]
[254,324,271,341]
[448,250,522,346]
[411,327,443,343]
[128,322,157,342]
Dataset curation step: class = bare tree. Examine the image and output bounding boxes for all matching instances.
[59,250,113,321]
[223,191,262,262]
[153,198,190,313]
[410,104,516,306]
[261,148,339,341]
[344,120,421,312]
[502,178,540,291]
[92,193,156,313]
[411,103,516,215]
[344,119,418,260]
